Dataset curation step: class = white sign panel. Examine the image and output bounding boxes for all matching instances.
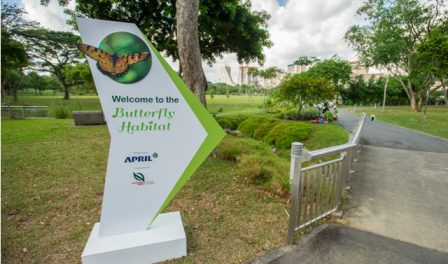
[77,18,224,238]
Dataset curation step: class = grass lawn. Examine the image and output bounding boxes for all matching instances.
[207,95,266,116]
[4,95,266,116]
[1,118,347,263]
[355,106,448,139]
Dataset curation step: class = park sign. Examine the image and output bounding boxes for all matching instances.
[76,18,225,263]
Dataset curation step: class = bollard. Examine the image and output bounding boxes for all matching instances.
[287,142,303,244]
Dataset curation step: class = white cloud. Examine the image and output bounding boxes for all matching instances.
[21,0,74,32]
[208,0,365,82]
[20,0,364,82]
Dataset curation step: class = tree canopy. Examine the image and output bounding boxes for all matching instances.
[307,57,352,93]
[345,0,447,111]
[277,73,335,113]
[2,3,81,100]
[55,0,272,66]
[292,56,318,66]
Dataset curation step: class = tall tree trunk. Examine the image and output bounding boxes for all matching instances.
[63,84,70,100]
[1,80,14,119]
[444,88,448,106]
[382,76,389,112]
[176,0,207,106]
[12,86,18,102]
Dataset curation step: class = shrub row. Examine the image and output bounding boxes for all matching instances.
[278,109,321,121]
[215,114,251,130]
[237,116,313,149]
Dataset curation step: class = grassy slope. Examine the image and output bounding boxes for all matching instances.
[357,106,448,139]
[1,119,347,263]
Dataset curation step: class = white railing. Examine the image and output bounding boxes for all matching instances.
[1,106,49,118]
[287,113,366,244]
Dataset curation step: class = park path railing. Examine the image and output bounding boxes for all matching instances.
[1,106,49,118]
[287,113,366,244]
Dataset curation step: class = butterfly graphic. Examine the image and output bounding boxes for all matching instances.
[78,43,150,78]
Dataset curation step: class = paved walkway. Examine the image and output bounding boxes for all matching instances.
[271,225,448,264]
[263,109,448,263]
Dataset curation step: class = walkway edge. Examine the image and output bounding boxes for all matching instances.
[248,224,329,264]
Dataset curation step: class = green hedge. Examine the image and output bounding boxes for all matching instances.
[263,121,313,149]
[238,116,313,149]
[215,114,251,130]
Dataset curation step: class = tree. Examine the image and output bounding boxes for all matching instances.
[345,0,447,111]
[307,57,352,93]
[49,0,272,105]
[20,28,80,100]
[414,20,448,105]
[176,0,207,105]
[63,63,95,95]
[1,5,29,118]
[293,56,318,66]
[277,73,335,113]
[2,3,80,100]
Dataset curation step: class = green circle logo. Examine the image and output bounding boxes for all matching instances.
[98,32,151,84]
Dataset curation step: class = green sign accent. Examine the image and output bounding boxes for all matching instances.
[145,40,226,222]
[133,172,145,182]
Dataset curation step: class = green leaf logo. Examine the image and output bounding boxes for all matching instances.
[133,172,145,182]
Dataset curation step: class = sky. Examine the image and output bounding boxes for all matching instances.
[14,0,365,82]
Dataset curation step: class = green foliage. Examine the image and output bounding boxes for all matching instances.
[253,118,280,140]
[64,63,96,95]
[345,0,447,111]
[238,116,277,138]
[63,0,272,65]
[341,76,408,105]
[279,109,321,121]
[414,20,448,86]
[277,72,335,113]
[215,136,290,193]
[2,3,81,100]
[292,56,318,66]
[325,111,334,122]
[263,122,313,149]
[307,57,352,92]
[215,114,251,130]
[49,105,71,119]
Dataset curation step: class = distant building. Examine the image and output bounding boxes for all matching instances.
[238,65,286,89]
[287,64,309,74]
[238,65,257,86]
[259,71,287,89]
[218,65,235,85]
[350,61,390,80]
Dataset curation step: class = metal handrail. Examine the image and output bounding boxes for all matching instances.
[302,113,366,161]
[287,112,366,244]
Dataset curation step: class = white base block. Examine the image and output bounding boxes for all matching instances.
[82,212,186,264]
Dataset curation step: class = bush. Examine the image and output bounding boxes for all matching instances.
[263,122,312,149]
[215,114,251,130]
[50,105,71,119]
[325,111,334,122]
[279,109,320,121]
[253,119,280,140]
[238,116,277,137]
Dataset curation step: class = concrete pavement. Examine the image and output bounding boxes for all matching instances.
[270,225,448,264]
[260,109,448,263]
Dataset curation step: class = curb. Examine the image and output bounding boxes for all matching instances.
[248,224,329,264]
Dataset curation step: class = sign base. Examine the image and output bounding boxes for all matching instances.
[82,212,186,264]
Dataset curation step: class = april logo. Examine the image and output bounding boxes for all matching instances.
[132,172,154,186]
